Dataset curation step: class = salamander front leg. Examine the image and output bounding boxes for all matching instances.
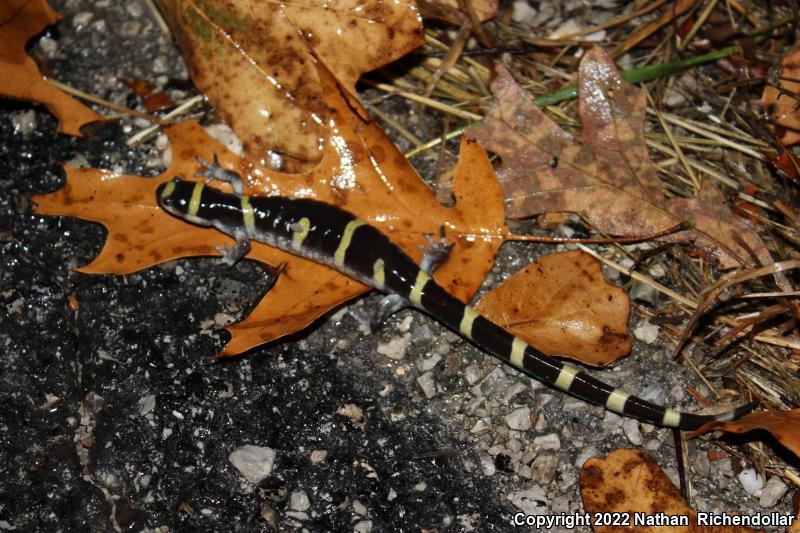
[215,229,251,265]
[195,154,244,195]
[367,228,453,331]
[419,226,453,275]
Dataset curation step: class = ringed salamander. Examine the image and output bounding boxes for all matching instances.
[157,169,756,431]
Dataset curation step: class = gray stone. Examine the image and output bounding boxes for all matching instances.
[531,454,559,485]
[508,486,548,515]
[290,491,310,512]
[229,445,276,484]
[621,418,642,445]
[759,477,788,508]
[504,407,531,431]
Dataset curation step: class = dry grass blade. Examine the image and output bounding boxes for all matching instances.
[611,0,694,57]
[675,260,800,358]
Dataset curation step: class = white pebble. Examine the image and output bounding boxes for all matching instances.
[310,450,327,463]
[39,36,58,58]
[138,394,156,417]
[480,454,496,476]
[11,110,37,137]
[575,446,598,468]
[229,445,276,484]
[377,334,410,360]
[420,353,441,371]
[416,372,437,398]
[532,433,561,451]
[507,486,548,515]
[72,12,93,29]
[737,468,764,495]
[622,418,643,445]
[511,0,537,24]
[353,520,372,533]
[504,407,531,431]
[290,491,310,512]
[633,320,660,344]
[470,418,491,435]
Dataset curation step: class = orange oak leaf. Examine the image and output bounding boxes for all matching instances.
[581,449,761,533]
[33,64,507,356]
[468,47,771,270]
[155,0,424,171]
[690,409,800,459]
[0,0,102,135]
[474,250,631,366]
[762,45,800,146]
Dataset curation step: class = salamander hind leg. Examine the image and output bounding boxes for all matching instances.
[215,229,251,265]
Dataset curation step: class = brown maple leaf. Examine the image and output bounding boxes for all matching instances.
[33,63,508,356]
[0,0,101,135]
[156,0,424,172]
[468,47,772,270]
[474,250,631,366]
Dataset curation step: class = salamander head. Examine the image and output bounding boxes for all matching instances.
[156,177,212,226]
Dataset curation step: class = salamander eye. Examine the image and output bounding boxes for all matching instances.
[157,178,179,205]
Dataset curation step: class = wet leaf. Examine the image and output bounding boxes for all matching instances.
[762,46,800,146]
[0,0,101,135]
[581,449,760,532]
[768,149,800,183]
[474,250,631,366]
[468,47,771,270]
[417,0,497,24]
[690,409,800,459]
[155,0,424,171]
[122,79,175,112]
[33,63,507,356]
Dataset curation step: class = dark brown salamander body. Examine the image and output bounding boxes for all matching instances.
[157,177,756,430]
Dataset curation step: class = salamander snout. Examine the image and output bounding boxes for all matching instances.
[156,177,190,214]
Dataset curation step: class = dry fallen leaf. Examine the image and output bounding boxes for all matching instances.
[417,0,498,24]
[122,79,175,112]
[581,449,761,533]
[468,47,771,270]
[690,409,800,459]
[34,63,507,356]
[475,250,631,366]
[762,46,800,147]
[156,0,424,171]
[0,0,101,135]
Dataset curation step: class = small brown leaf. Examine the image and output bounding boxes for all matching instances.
[690,409,800,459]
[474,250,631,366]
[581,449,762,533]
[0,0,101,135]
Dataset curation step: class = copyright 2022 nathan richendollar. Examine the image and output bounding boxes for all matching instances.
[512,511,796,529]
